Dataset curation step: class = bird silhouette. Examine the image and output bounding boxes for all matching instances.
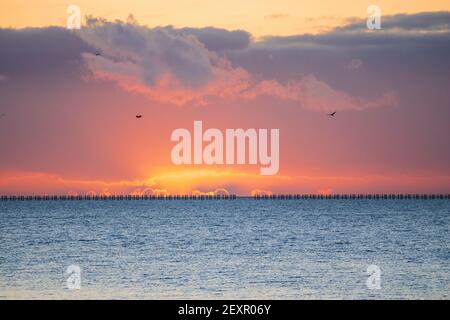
[328,111,336,117]
[136,115,142,118]
[95,52,101,56]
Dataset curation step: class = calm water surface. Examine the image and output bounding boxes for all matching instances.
[0,199,448,299]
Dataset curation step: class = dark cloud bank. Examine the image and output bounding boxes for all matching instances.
[1,11,449,95]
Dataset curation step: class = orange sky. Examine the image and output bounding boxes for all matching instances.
[1,1,450,195]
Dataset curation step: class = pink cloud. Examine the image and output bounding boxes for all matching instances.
[79,19,398,111]
[192,188,230,196]
[298,75,399,112]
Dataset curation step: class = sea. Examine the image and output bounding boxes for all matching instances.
[0,199,448,299]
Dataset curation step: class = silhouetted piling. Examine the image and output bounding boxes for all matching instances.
[1,194,449,201]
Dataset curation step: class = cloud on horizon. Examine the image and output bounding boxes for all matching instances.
[2,170,449,196]
[1,11,450,194]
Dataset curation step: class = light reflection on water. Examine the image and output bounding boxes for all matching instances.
[0,199,448,299]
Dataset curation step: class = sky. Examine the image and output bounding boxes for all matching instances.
[0,1,450,195]
[2,0,450,36]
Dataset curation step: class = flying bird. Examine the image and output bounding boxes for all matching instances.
[328,111,336,117]
[136,115,142,119]
[95,52,101,56]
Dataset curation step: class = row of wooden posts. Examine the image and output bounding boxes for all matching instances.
[0,194,449,201]
[0,194,237,201]
[253,194,450,200]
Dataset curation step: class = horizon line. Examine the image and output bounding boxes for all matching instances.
[1,194,449,201]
